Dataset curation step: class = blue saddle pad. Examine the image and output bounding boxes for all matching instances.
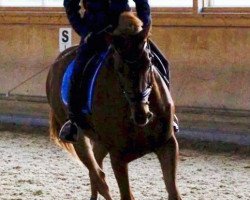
[61,50,109,114]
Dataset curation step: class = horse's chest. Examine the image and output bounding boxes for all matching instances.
[110,120,167,160]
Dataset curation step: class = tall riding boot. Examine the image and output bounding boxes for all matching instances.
[173,115,179,133]
[59,120,79,143]
[59,73,93,143]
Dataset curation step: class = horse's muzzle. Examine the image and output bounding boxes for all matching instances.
[132,111,154,127]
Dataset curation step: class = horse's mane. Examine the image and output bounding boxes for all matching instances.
[113,12,143,36]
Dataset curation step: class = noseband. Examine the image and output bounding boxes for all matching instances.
[118,66,152,106]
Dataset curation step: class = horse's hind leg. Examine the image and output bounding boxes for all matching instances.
[90,142,108,200]
[110,156,135,200]
[155,135,182,200]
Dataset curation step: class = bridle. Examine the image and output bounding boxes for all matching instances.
[117,66,153,106]
[114,41,153,106]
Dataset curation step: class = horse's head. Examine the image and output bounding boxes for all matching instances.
[111,12,154,127]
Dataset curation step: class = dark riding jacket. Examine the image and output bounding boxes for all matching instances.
[64,0,151,37]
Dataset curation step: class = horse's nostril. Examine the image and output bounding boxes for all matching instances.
[135,114,145,121]
[147,112,154,121]
[134,113,147,124]
[133,111,154,126]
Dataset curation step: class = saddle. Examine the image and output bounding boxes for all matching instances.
[61,40,170,114]
[148,40,170,88]
[61,49,110,114]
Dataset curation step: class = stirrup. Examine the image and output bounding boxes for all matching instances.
[173,121,179,133]
[59,120,79,143]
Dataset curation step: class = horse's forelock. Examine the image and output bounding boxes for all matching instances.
[113,12,143,36]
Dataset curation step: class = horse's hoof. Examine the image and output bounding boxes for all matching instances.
[90,197,97,200]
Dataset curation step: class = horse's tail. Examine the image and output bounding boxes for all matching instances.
[49,109,79,159]
[49,109,60,143]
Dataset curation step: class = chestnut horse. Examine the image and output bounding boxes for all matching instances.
[46,12,182,200]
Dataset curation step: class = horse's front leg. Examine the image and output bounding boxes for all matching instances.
[155,135,182,200]
[73,135,112,200]
[90,141,108,200]
[110,155,135,200]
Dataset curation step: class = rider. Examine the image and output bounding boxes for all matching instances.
[59,0,152,142]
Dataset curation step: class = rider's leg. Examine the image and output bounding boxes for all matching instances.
[59,39,95,142]
[148,39,170,83]
[148,39,179,133]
